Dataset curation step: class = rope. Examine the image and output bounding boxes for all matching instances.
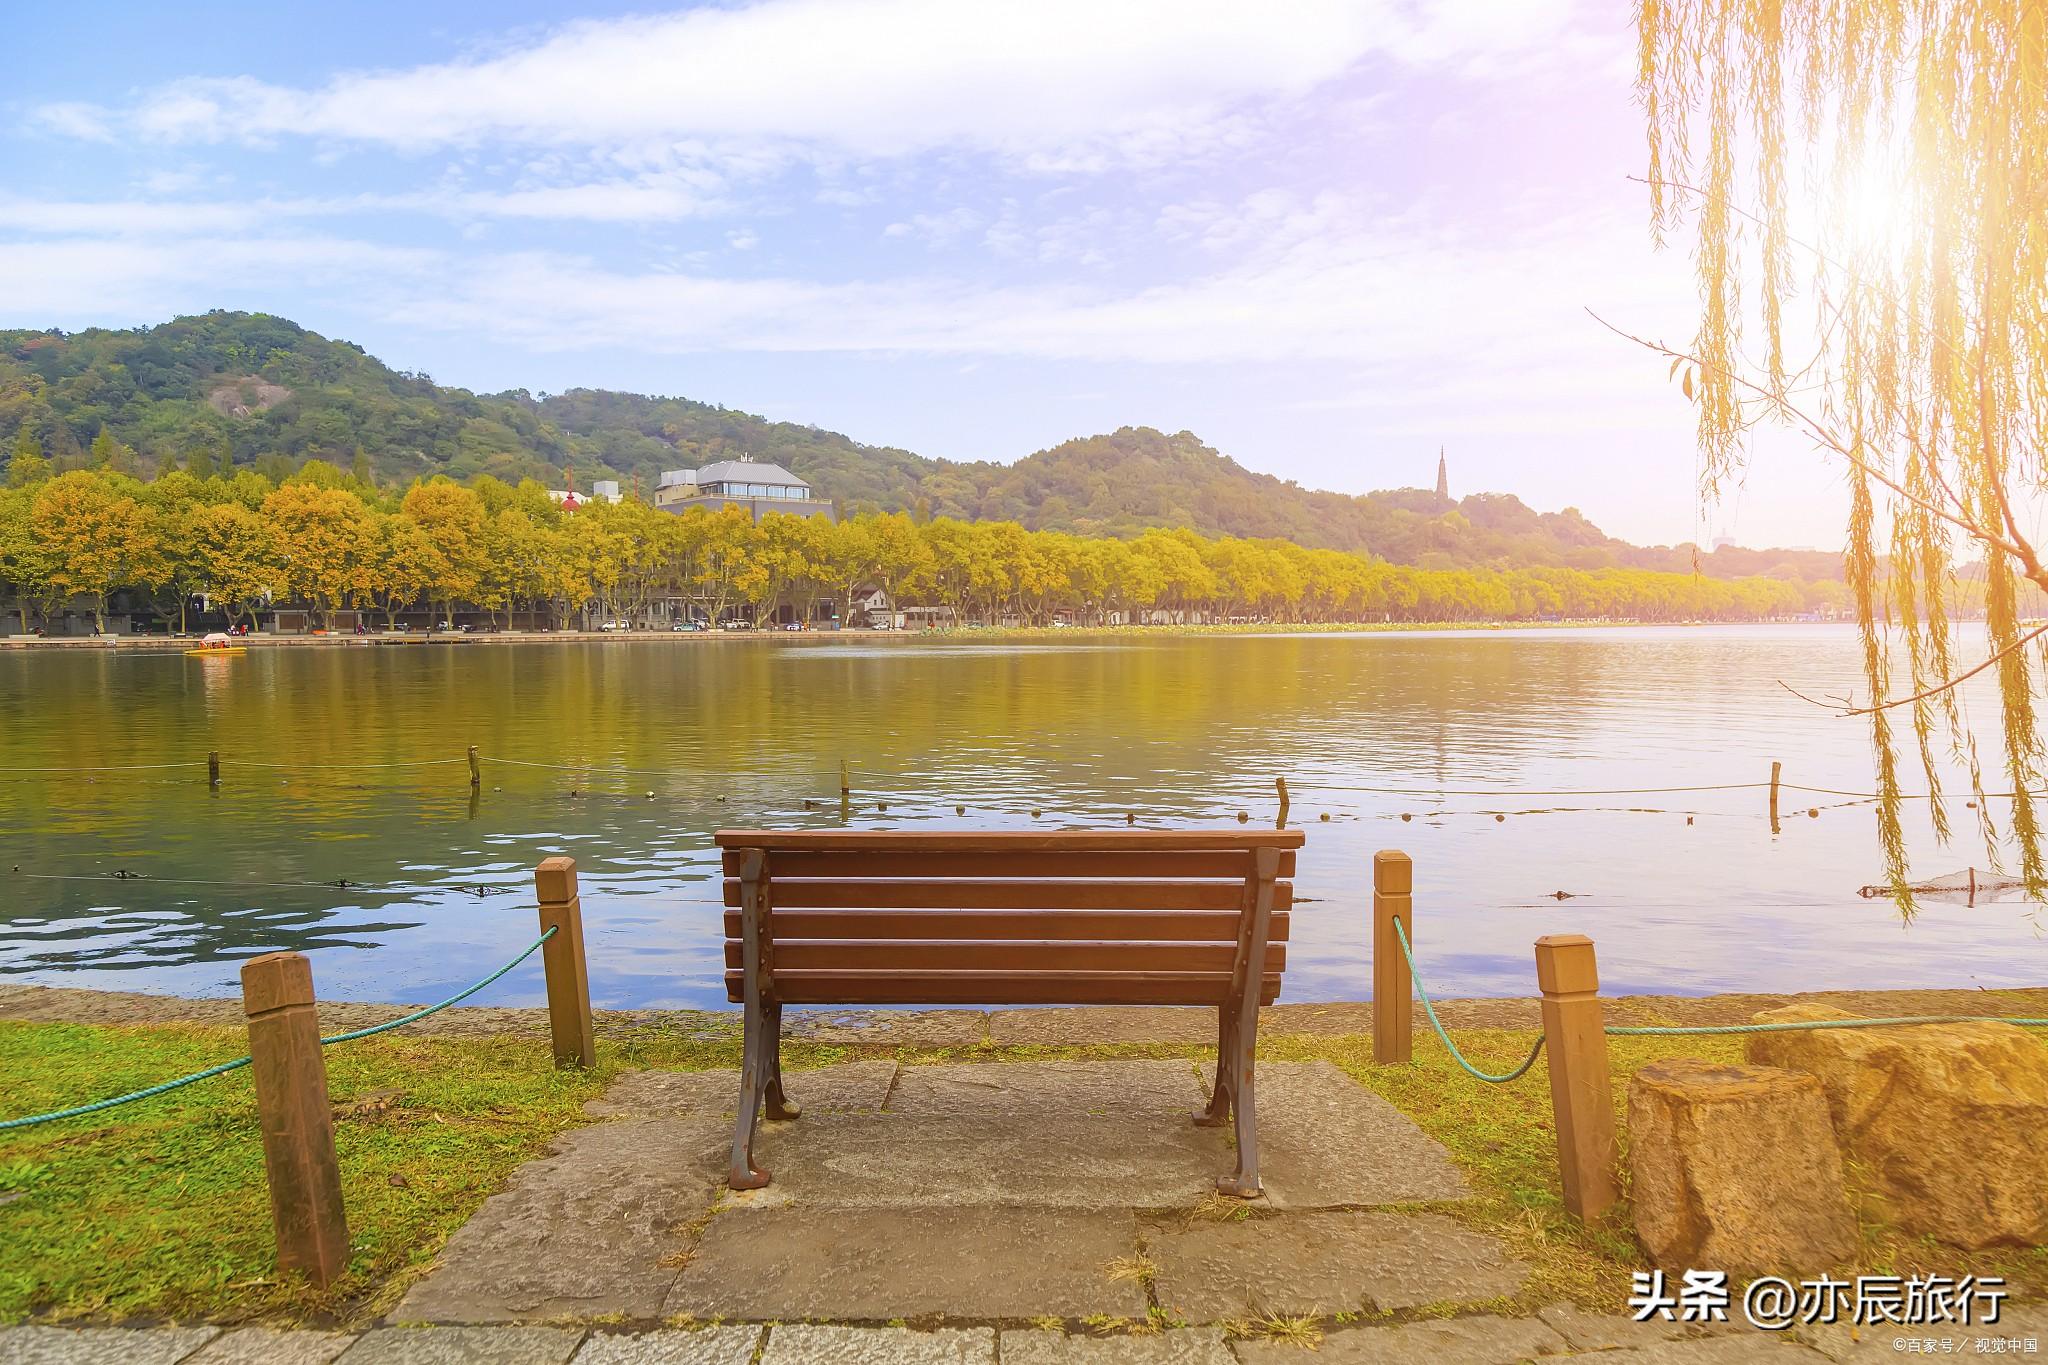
[3,760,209,772]
[0,1056,252,1132]
[1390,919,1547,1083]
[0,927,557,1132]
[479,756,677,778]
[318,926,555,1044]
[236,757,468,771]
[1608,1013,2048,1036]
[15,870,510,897]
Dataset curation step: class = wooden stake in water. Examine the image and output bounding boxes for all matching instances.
[208,750,221,787]
[1535,933,1618,1222]
[1769,760,1782,835]
[839,758,851,798]
[468,745,481,789]
[1372,851,1413,1064]
[241,951,349,1286]
[1275,776,1290,829]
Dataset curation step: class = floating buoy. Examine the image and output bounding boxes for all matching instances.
[1495,814,1505,823]
[1236,811,1248,823]
[1400,813,1412,822]
[1686,816,1694,825]
[1318,813,1330,822]
[877,801,887,812]
[1808,808,1819,819]
[1125,812,1136,824]
[644,791,654,800]
[955,805,965,815]
[1031,809,1042,818]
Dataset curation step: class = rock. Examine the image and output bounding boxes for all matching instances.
[1627,1059,1857,1274]
[1747,1005,2048,1248]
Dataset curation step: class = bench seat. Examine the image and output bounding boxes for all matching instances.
[714,827,1305,1196]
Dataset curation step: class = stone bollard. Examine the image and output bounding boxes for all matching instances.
[241,952,350,1287]
[1372,851,1413,1064]
[534,857,597,1068]
[1749,1005,2048,1247]
[1628,1058,1857,1274]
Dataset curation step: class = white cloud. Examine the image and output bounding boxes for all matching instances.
[48,0,1577,169]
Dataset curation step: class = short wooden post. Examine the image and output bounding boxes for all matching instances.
[839,758,851,798]
[468,745,480,789]
[208,750,221,787]
[1768,760,1782,835]
[534,857,596,1068]
[1534,933,1619,1222]
[240,952,349,1287]
[1372,850,1413,1064]
[1275,776,1290,829]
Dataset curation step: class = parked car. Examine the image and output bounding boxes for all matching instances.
[720,619,752,631]
[599,620,627,632]
[671,621,703,632]
[780,622,805,632]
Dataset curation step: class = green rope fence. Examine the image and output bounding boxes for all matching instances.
[1391,918,1547,1083]
[1391,919,2048,1084]
[0,926,557,1133]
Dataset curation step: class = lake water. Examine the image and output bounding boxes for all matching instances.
[1,626,2042,1009]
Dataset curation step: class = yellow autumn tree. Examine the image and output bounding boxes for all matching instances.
[1635,0,2048,901]
[31,470,157,632]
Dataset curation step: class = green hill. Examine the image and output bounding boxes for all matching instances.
[0,310,1838,579]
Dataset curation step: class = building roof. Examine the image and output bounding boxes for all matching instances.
[656,469,696,489]
[695,459,808,488]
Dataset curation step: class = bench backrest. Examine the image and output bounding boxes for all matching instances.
[714,829,1304,1006]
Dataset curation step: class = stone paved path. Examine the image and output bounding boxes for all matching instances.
[7,1312,2043,1364]
[395,1057,1476,1326]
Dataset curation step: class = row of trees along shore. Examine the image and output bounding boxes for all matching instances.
[0,445,1853,634]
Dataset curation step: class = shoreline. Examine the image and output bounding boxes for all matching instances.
[5,980,2045,1041]
[0,618,1848,652]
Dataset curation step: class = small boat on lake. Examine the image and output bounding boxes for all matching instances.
[185,632,246,657]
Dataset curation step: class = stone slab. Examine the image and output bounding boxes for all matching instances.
[393,1118,724,1322]
[569,1327,763,1364]
[1559,1339,1826,1363]
[336,1328,586,1365]
[784,1009,987,1047]
[1538,1302,1693,1352]
[1198,1060,1470,1206]
[1234,1314,1568,1365]
[665,1207,1146,1319]
[584,1062,898,1118]
[189,1329,357,1365]
[1149,1211,1525,1318]
[744,1110,1226,1209]
[987,1006,1213,1045]
[0,1327,219,1365]
[885,1060,1204,1115]
[758,1326,993,1365]
[999,1329,1235,1364]
[1797,1304,2047,1362]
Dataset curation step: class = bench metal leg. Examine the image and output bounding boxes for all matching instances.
[1216,1012,1262,1198]
[764,1000,801,1121]
[1193,1002,1235,1127]
[727,995,772,1189]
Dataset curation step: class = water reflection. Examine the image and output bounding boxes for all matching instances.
[1,627,2042,1006]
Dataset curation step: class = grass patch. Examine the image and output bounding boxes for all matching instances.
[4,1017,2043,1328]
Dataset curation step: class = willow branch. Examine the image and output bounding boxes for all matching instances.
[1586,309,2031,561]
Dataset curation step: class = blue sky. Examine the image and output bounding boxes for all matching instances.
[5,0,1844,548]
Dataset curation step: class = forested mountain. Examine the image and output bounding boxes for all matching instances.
[0,311,1838,579]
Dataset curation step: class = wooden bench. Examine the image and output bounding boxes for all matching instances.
[715,828,1305,1197]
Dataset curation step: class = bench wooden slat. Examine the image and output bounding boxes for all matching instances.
[716,829,1305,852]
[725,968,1284,1006]
[721,878,1292,911]
[719,907,1291,942]
[719,848,1296,879]
[723,939,1286,973]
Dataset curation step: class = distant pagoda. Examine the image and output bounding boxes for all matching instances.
[1435,447,1450,504]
